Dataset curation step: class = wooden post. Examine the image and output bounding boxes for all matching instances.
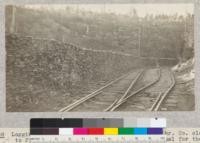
[10,6,16,34]
[138,26,141,57]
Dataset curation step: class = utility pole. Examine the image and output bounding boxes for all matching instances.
[138,26,141,57]
[138,19,142,58]
[10,6,16,34]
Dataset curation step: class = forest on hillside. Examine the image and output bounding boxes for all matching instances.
[6,5,194,61]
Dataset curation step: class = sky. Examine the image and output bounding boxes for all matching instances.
[26,4,194,17]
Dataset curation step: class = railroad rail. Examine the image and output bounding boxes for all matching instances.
[149,69,176,111]
[106,68,161,111]
[59,70,143,112]
[104,70,144,112]
[59,68,174,112]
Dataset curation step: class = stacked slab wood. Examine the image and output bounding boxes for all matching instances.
[6,34,138,93]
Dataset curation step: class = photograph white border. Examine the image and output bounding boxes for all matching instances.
[0,0,199,127]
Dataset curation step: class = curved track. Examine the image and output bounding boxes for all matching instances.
[109,68,175,111]
[149,70,176,111]
[107,68,161,111]
[59,70,143,112]
[59,68,175,112]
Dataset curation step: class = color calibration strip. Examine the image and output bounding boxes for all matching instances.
[30,118,165,135]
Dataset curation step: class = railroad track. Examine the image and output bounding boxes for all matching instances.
[59,70,144,112]
[59,68,174,112]
[106,68,162,111]
[149,69,176,111]
[107,68,175,112]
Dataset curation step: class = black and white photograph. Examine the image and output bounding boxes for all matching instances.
[6,4,194,112]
